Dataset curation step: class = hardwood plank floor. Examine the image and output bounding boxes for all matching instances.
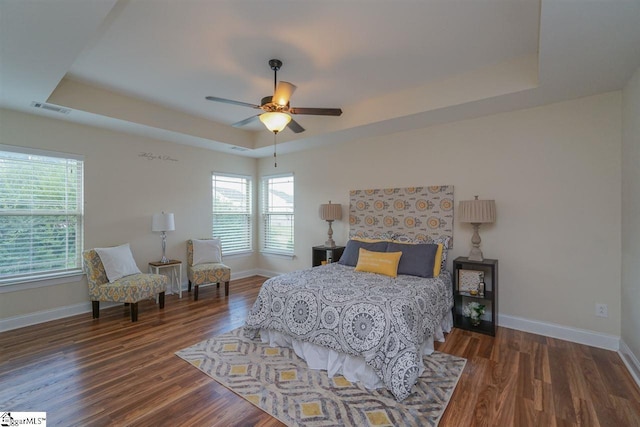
[1,276,639,426]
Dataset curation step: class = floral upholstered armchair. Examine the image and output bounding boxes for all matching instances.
[187,239,231,300]
[83,247,167,322]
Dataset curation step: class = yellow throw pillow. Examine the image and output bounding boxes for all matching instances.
[355,248,402,278]
[351,237,390,243]
[433,243,444,277]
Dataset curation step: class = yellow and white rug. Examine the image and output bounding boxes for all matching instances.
[176,327,465,427]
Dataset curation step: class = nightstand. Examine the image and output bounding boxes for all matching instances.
[149,260,183,298]
[452,257,498,336]
[312,245,345,267]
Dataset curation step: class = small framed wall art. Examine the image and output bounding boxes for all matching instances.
[458,269,484,293]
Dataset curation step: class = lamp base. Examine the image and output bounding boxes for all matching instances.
[325,220,336,248]
[468,223,484,261]
[325,238,336,248]
[467,247,484,262]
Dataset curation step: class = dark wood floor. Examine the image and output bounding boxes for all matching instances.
[1,276,639,426]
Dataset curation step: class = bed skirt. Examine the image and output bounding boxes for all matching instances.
[258,312,453,390]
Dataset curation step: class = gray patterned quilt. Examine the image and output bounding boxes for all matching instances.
[244,263,453,401]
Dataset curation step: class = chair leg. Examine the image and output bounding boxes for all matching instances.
[159,292,165,309]
[194,285,199,301]
[225,281,229,296]
[92,301,100,319]
[188,280,191,292]
[130,303,138,322]
[217,282,220,289]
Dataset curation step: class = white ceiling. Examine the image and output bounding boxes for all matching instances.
[1,0,639,158]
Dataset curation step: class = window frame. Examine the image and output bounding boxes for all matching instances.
[211,172,253,256]
[261,173,295,256]
[0,144,85,288]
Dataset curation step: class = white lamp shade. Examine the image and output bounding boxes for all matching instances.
[259,112,292,133]
[458,199,496,224]
[320,202,342,221]
[152,212,175,232]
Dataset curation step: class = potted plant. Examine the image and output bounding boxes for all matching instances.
[463,301,486,326]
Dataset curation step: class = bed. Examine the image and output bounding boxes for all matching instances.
[244,185,455,401]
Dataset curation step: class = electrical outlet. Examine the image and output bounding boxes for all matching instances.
[595,303,608,318]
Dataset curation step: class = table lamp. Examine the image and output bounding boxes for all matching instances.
[319,201,342,248]
[458,196,496,261]
[152,212,175,263]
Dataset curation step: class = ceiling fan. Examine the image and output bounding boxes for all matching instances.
[206,59,343,134]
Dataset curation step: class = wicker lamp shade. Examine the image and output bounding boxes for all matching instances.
[458,197,496,261]
[319,201,342,248]
[319,202,342,221]
[458,199,496,224]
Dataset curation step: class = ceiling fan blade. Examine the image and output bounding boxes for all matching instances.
[232,115,260,128]
[273,81,297,106]
[290,107,343,116]
[287,118,305,134]
[206,96,260,109]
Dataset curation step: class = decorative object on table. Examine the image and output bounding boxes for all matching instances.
[479,281,485,296]
[152,212,175,263]
[319,201,342,248]
[458,195,496,261]
[458,269,484,293]
[463,301,486,326]
[176,327,466,427]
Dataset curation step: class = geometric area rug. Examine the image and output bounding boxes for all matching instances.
[176,327,466,427]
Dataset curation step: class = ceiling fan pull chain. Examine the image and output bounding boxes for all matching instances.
[273,132,278,168]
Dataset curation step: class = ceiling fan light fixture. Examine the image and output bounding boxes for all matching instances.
[260,111,291,133]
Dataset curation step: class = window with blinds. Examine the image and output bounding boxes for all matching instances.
[261,174,294,255]
[212,173,252,254]
[0,146,84,285]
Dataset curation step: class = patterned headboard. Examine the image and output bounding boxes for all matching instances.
[348,185,454,248]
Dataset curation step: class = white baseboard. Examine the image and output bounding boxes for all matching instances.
[619,339,640,389]
[0,268,264,332]
[499,314,620,351]
[252,268,280,278]
[0,301,111,332]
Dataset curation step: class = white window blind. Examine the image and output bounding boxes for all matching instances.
[212,173,252,254]
[0,146,84,284]
[262,174,294,255]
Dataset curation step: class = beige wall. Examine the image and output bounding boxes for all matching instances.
[0,108,257,320]
[0,91,625,341]
[622,66,640,358]
[259,92,622,336]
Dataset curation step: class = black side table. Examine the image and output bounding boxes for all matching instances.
[452,257,498,336]
[312,245,345,267]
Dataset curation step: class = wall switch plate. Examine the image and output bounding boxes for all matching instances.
[595,303,608,318]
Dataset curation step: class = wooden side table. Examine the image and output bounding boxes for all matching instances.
[149,260,183,298]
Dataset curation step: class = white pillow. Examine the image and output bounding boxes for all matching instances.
[192,238,222,265]
[95,243,142,283]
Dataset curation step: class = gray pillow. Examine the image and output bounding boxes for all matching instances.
[338,240,389,266]
[386,242,439,278]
